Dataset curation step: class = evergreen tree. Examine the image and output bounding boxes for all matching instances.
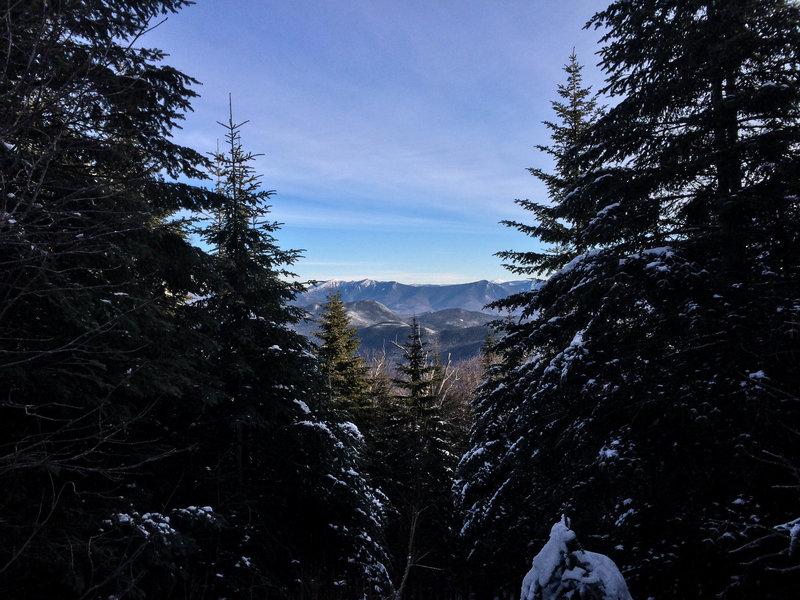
[520,517,632,600]
[184,105,391,598]
[460,3,800,599]
[457,52,602,599]
[0,3,394,597]
[498,49,601,276]
[379,320,458,599]
[314,289,370,416]
[0,2,221,596]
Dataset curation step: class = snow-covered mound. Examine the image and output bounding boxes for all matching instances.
[521,516,632,600]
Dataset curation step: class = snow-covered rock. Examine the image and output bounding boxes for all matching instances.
[521,516,633,600]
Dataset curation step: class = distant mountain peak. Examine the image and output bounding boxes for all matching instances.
[293,279,541,361]
[299,278,540,316]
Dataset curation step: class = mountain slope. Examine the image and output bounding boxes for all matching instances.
[296,279,539,361]
[300,279,539,316]
[296,301,494,362]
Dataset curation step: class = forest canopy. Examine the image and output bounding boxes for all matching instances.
[1,1,798,599]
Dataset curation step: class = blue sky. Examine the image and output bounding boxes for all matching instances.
[146,0,608,284]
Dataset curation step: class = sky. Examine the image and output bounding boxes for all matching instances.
[145,0,609,284]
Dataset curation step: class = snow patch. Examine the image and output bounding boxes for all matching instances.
[293,399,311,414]
[338,420,363,441]
[559,248,604,276]
[521,516,632,600]
[570,330,585,348]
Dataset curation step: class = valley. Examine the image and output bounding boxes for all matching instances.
[295,279,538,360]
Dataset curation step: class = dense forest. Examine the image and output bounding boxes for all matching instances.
[1,1,798,599]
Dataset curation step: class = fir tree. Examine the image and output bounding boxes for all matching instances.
[314,289,370,415]
[185,104,391,598]
[0,2,220,596]
[380,320,459,600]
[0,3,395,596]
[460,3,800,599]
[497,49,601,277]
[457,51,602,598]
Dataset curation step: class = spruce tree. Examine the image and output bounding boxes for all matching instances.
[314,289,370,415]
[457,51,602,599]
[0,3,395,596]
[497,49,601,276]
[379,320,458,599]
[460,3,800,599]
[0,2,221,596]
[185,105,391,598]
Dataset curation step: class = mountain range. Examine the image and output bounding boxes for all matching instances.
[295,279,539,361]
[299,279,537,316]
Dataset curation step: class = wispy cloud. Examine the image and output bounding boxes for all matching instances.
[148,0,608,283]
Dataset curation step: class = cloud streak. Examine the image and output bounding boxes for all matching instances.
[148,0,609,283]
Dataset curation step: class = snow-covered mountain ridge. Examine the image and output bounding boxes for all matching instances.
[295,279,540,360]
[299,279,539,316]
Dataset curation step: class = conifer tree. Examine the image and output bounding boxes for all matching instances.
[460,2,800,598]
[314,289,370,415]
[185,105,391,598]
[309,290,396,597]
[0,2,221,596]
[457,52,601,598]
[0,3,394,597]
[497,49,601,276]
[379,320,458,599]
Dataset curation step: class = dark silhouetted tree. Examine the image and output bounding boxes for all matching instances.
[459,3,800,599]
[457,51,601,599]
[184,104,391,598]
[0,1,224,596]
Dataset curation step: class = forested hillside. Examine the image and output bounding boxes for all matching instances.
[1,1,798,600]
[296,299,496,361]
